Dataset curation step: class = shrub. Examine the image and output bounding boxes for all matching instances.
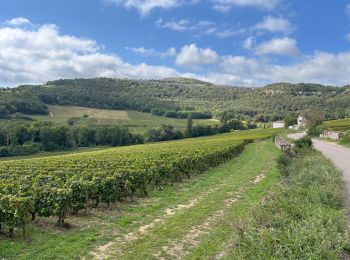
[294,136,313,149]
[307,124,326,137]
[340,131,350,144]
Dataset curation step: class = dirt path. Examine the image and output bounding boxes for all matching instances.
[85,141,279,259]
[312,139,350,193]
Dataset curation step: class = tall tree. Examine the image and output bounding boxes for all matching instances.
[186,112,193,137]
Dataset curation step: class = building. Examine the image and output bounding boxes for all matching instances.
[297,116,307,127]
[273,121,285,129]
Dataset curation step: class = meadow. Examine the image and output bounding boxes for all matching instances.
[32,105,218,133]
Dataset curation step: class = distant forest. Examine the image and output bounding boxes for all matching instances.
[1,77,350,121]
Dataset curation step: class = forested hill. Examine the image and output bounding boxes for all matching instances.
[1,77,350,120]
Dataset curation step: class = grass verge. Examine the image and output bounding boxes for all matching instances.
[227,148,348,259]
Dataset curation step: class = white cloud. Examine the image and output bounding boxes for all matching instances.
[209,52,350,86]
[156,18,190,31]
[255,16,293,34]
[5,17,32,26]
[156,18,244,38]
[2,17,350,88]
[0,19,180,85]
[106,0,197,15]
[213,0,281,12]
[346,4,350,16]
[268,52,350,85]
[176,44,220,67]
[126,46,176,57]
[255,37,299,56]
[243,36,255,49]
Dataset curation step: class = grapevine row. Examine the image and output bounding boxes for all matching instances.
[0,129,277,237]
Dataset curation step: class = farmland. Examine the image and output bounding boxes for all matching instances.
[0,129,278,257]
[31,105,218,133]
[324,118,350,131]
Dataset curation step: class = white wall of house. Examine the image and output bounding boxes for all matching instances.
[273,121,285,129]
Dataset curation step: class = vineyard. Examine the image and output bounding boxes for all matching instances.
[0,129,278,238]
[324,118,350,131]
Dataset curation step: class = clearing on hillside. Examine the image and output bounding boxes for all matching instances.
[31,105,218,132]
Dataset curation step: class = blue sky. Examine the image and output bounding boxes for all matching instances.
[1,0,350,87]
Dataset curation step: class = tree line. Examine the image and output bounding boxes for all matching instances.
[0,121,143,157]
[0,115,257,157]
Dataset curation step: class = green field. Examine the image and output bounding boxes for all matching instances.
[324,118,350,131]
[32,105,218,132]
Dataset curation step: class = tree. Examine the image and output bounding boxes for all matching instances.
[186,112,193,137]
[302,110,325,128]
[284,113,297,128]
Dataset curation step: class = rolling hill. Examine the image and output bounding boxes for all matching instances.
[1,77,350,121]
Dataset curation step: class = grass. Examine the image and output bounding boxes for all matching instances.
[227,149,348,259]
[0,140,280,259]
[324,118,350,131]
[31,105,219,133]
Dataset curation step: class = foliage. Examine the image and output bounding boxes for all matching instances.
[307,124,326,137]
[302,109,325,128]
[231,149,347,259]
[283,113,297,128]
[0,129,277,237]
[1,78,350,120]
[0,120,143,157]
[294,136,313,149]
[340,130,350,144]
[324,118,350,132]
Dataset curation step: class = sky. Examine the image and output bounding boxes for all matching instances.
[1,0,350,87]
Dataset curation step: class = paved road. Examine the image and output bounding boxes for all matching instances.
[312,139,350,193]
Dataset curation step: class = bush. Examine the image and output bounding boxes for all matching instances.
[340,130,350,144]
[307,125,326,137]
[294,136,313,149]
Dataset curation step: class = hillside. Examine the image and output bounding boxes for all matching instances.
[32,105,218,133]
[1,78,350,120]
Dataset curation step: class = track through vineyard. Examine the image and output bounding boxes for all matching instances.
[86,140,279,259]
[0,130,279,259]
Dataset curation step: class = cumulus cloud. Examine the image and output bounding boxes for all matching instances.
[255,37,299,56]
[0,19,180,85]
[2,17,350,88]
[212,0,282,12]
[255,16,293,34]
[206,51,350,86]
[5,17,32,26]
[175,44,220,67]
[126,46,176,57]
[105,0,197,15]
